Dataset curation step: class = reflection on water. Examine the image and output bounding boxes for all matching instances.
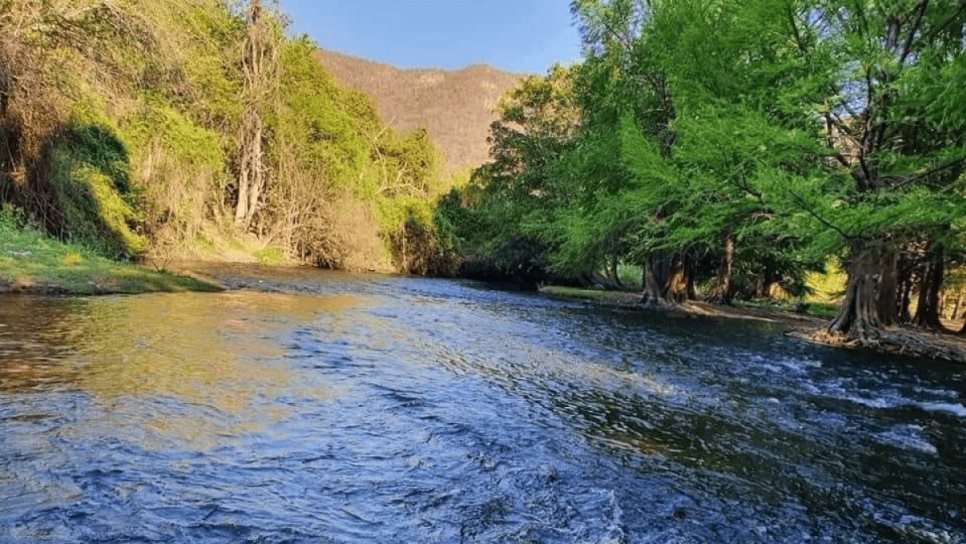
[0,264,964,543]
[0,292,356,449]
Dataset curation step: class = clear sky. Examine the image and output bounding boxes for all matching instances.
[279,0,582,74]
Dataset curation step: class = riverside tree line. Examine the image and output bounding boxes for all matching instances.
[436,0,966,342]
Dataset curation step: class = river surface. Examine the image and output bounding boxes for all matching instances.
[0,263,964,543]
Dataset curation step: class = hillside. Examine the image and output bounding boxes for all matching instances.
[316,49,523,173]
[0,2,458,278]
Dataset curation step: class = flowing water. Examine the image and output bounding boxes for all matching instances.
[0,263,964,543]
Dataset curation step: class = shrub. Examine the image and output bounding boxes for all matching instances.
[45,117,147,259]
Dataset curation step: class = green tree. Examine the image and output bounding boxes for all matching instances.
[782,1,966,340]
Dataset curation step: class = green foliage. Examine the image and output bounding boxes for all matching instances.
[0,0,241,261]
[170,2,245,132]
[266,35,451,271]
[124,99,224,170]
[451,0,964,313]
[46,112,147,259]
[272,37,375,190]
[121,97,229,246]
[254,246,284,265]
[617,264,643,291]
[0,204,28,231]
[436,64,582,283]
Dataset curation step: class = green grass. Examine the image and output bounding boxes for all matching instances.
[0,218,221,295]
[541,285,634,303]
[802,301,839,318]
[617,263,643,291]
[543,283,841,319]
[739,299,839,319]
[254,246,285,265]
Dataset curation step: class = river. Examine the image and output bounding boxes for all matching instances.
[0,263,963,543]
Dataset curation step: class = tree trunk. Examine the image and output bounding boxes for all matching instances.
[752,268,778,300]
[706,235,735,305]
[235,158,250,224]
[594,258,624,290]
[685,256,696,300]
[401,221,409,273]
[876,248,898,326]
[642,252,689,306]
[233,0,275,229]
[897,257,914,323]
[913,244,944,330]
[610,257,623,290]
[828,242,888,341]
[952,291,965,321]
[899,280,913,323]
[245,113,264,224]
[234,107,263,227]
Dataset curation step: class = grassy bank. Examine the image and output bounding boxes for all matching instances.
[541,285,838,320]
[541,285,638,304]
[0,219,221,295]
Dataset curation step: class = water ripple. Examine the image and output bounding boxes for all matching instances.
[0,264,963,542]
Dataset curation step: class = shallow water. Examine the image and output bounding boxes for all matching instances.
[1,263,964,543]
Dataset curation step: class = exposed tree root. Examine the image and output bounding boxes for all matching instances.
[544,284,966,363]
[789,328,966,364]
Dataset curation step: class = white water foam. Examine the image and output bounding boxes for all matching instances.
[876,425,937,455]
[917,402,966,418]
[839,394,966,418]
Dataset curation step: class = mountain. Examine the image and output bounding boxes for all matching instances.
[315,49,524,174]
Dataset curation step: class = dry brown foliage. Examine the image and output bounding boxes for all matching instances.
[136,141,215,258]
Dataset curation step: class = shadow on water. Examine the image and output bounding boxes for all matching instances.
[0,264,964,543]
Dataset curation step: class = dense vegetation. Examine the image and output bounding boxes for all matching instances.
[438,0,966,341]
[0,0,456,276]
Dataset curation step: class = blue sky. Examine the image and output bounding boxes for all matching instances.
[279,0,582,74]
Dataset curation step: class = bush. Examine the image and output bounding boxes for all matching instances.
[45,118,147,259]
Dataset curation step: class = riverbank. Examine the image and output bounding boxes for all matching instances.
[0,222,222,295]
[541,285,966,364]
[541,285,828,324]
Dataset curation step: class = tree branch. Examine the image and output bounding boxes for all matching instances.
[899,0,929,65]
[885,157,966,189]
[786,189,854,241]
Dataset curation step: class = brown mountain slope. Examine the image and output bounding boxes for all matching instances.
[315,49,524,173]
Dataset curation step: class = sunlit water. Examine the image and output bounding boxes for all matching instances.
[1,263,964,543]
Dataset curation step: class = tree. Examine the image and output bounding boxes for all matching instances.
[234,0,281,229]
[439,64,580,288]
[445,0,964,340]
[781,1,966,341]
